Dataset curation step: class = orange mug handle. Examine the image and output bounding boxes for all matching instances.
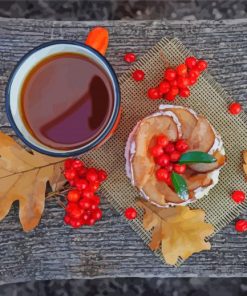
[85,27,109,56]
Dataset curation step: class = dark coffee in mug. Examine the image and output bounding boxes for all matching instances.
[20,52,114,150]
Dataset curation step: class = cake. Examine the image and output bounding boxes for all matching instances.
[125,105,226,207]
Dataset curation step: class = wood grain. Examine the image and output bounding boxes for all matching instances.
[0,17,247,283]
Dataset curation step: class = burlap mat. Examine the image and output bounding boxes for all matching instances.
[81,38,247,266]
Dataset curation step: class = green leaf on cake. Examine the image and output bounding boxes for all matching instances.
[171,172,189,200]
[178,151,216,164]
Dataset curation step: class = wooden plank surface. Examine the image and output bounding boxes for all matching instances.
[0,18,247,283]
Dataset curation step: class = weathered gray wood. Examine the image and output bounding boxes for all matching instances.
[0,18,247,284]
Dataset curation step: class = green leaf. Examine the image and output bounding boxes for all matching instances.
[178,151,217,164]
[171,172,189,201]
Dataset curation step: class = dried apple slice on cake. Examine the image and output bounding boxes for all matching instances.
[188,151,226,173]
[163,107,197,139]
[188,116,216,152]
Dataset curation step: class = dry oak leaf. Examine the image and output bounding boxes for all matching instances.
[0,132,65,232]
[137,200,214,265]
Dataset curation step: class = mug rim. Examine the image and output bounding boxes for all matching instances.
[5,40,121,157]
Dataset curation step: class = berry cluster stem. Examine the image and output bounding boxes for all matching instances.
[45,186,70,199]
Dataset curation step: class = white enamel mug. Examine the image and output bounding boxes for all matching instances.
[5,40,121,157]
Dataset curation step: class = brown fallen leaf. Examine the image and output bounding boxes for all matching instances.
[137,200,214,265]
[0,132,66,232]
[243,150,247,180]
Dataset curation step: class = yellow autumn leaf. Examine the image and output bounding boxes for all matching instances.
[137,200,214,265]
[0,132,65,232]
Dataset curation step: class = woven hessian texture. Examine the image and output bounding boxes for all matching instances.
[80,38,247,266]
